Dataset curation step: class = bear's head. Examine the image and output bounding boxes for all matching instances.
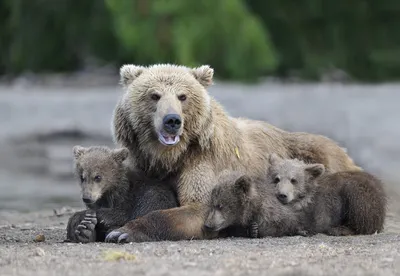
[267,154,325,205]
[72,145,129,208]
[119,64,214,156]
[204,171,256,232]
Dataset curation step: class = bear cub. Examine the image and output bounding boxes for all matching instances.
[66,145,178,243]
[269,154,387,236]
[204,170,303,238]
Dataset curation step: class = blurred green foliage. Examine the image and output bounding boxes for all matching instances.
[246,0,400,81]
[0,0,399,81]
[105,0,277,81]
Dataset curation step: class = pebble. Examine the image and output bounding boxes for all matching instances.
[35,247,45,257]
[34,234,45,242]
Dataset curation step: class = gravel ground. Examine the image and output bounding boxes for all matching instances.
[0,208,400,276]
[0,77,399,275]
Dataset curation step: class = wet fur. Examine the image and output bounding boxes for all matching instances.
[269,155,387,236]
[66,146,178,243]
[106,63,362,243]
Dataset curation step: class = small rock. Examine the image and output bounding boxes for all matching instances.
[102,250,136,261]
[34,234,45,242]
[35,247,45,257]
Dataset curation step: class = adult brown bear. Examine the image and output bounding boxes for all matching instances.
[105,64,361,243]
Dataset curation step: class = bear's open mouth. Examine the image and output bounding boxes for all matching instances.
[158,133,180,146]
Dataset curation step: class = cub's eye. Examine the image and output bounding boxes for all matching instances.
[94,175,102,183]
[273,176,280,184]
[178,94,187,101]
[151,94,161,101]
[291,178,297,185]
[216,204,223,210]
[80,175,85,183]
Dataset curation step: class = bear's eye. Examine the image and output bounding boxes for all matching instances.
[94,175,102,183]
[151,94,161,101]
[290,178,297,185]
[178,94,187,101]
[273,176,280,184]
[80,175,85,183]
[216,204,223,210]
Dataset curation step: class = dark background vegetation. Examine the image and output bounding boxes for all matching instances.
[0,0,399,82]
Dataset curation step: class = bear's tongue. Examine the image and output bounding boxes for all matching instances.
[159,133,180,146]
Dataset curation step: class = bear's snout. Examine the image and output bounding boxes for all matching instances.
[277,193,288,204]
[163,114,182,134]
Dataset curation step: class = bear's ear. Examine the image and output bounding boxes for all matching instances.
[268,153,281,166]
[112,148,129,163]
[120,64,146,88]
[234,175,253,196]
[191,65,214,88]
[73,145,87,159]
[304,163,325,179]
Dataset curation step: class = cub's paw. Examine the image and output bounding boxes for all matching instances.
[75,211,97,243]
[249,222,259,238]
[297,230,314,237]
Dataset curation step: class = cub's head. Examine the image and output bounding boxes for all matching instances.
[204,171,255,232]
[119,64,214,151]
[267,154,325,205]
[72,145,129,208]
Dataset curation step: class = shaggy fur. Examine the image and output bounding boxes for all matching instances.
[204,171,304,238]
[268,154,387,236]
[66,145,178,243]
[105,63,362,243]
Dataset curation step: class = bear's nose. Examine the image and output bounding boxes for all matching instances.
[277,193,288,203]
[163,114,182,132]
[82,197,94,204]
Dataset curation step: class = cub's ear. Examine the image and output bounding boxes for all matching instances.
[73,145,87,159]
[191,65,214,88]
[268,153,281,166]
[305,164,325,179]
[120,64,146,88]
[234,175,253,196]
[112,148,129,163]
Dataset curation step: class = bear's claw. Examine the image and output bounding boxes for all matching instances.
[117,233,129,243]
[105,231,131,243]
[105,231,121,243]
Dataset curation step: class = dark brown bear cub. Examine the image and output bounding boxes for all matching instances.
[204,171,303,238]
[66,145,178,243]
[268,154,387,236]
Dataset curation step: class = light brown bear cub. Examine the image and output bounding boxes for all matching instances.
[268,154,387,236]
[66,145,178,243]
[204,171,304,238]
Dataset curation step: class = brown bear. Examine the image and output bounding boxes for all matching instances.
[203,170,304,238]
[268,154,387,236]
[66,145,178,243]
[105,63,362,243]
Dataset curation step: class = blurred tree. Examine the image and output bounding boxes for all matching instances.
[1,0,399,82]
[105,0,278,81]
[0,0,118,75]
[246,0,400,81]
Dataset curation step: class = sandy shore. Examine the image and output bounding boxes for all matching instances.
[0,207,400,276]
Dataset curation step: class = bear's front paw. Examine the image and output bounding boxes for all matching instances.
[105,228,132,244]
[75,211,97,243]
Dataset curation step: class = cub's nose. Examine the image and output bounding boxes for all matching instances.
[82,197,94,204]
[277,193,288,203]
[203,224,215,231]
[163,114,182,133]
